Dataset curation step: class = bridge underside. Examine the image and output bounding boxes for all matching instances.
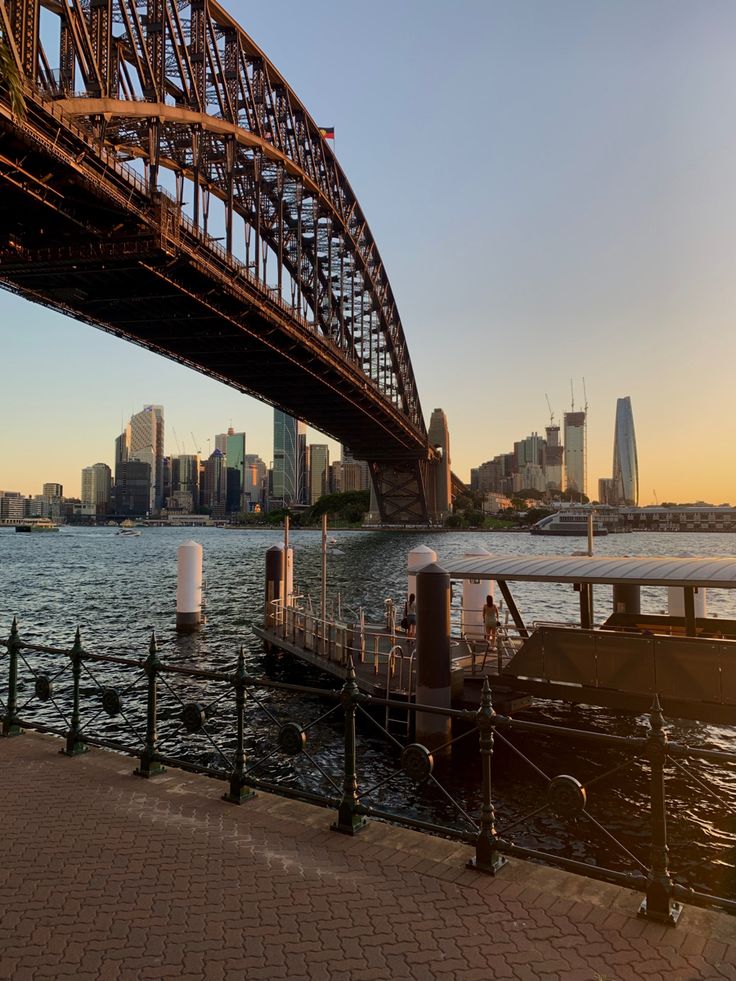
[0,96,437,522]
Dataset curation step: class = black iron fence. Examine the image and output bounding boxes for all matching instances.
[2,616,736,926]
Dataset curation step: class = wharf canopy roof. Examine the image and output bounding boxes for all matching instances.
[446,555,736,589]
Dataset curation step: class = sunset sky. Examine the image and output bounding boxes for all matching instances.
[2,0,735,504]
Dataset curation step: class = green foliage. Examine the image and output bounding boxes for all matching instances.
[516,487,546,501]
[302,490,370,526]
[560,488,590,504]
[443,510,515,530]
[0,36,26,118]
[230,491,371,528]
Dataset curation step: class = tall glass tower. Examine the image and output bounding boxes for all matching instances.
[129,405,164,511]
[272,410,307,506]
[564,411,586,495]
[612,396,639,505]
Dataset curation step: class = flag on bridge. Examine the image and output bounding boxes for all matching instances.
[319,126,335,140]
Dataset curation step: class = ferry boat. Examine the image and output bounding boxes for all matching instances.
[531,511,608,537]
[15,520,59,533]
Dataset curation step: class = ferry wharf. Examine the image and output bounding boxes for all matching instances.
[2,731,735,981]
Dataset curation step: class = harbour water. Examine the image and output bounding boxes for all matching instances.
[2,526,736,899]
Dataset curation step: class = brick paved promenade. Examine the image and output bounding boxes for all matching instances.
[1,732,735,980]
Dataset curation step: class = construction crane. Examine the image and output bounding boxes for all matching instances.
[582,377,589,499]
[190,432,202,455]
[171,427,182,455]
[545,394,555,427]
[570,378,575,411]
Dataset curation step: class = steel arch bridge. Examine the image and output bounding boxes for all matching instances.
[0,0,455,523]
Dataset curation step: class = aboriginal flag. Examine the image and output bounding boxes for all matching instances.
[319,127,335,140]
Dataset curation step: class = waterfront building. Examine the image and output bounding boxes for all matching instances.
[81,464,112,518]
[129,405,165,511]
[341,462,369,493]
[564,411,586,495]
[169,455,200,512]
[471,455,510,495]
[215,429,247,513]
[544,425,564,491]
[0,491,28,521]
[115,424,131,466]
[29,496,47,518]
[162,456,172,504]
[202,448,227,517]
[167,490,194,514]
[513,462,546,494]
[27,483,64,520]
[598,477,616,505]
[515,432,545,468]
[341,446,371,492]
[620,505,736,531]
[612,396,639,506]
[243,454,267,510]
[272,410,307,506]
[328,462,342,494]
[113,460,152,516]
[482,492,513,513]
[308,444,329,505]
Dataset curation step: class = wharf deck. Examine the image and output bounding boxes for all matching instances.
[253,621,532,714]
[2,731,735,980]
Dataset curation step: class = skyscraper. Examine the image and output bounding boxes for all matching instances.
[272,410,307,506]
[544,425,564,491]
[114,461,151,516]
[243,454,267,510]
[216,428,247,512]
[308,445,329,505]
[129,405,165,511]
[340,446,371,492]
[115,424,131,467]
[81,464,111,517]
[202,448,227,516]
[169,455,200,513]
[564,411,586,495]
[612,396,639,505]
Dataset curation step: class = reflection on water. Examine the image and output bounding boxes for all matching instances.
[2,526,736,898]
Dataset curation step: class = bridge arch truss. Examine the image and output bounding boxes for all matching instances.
[0,0,455,523]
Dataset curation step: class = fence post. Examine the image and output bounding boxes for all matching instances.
[62,627,88,756]
[639,694,681,925]
[332,658,367,836]
[469,678,506,875]
[2,618,22,737]
[223,648,255,804]
[134,632,165,779]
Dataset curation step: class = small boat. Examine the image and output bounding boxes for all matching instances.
[117,528,141,537]
[531,511,608,537]
[16,520,59,533]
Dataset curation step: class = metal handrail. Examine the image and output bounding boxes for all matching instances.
[5,617,736,922]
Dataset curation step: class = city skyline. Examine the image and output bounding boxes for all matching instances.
[2,1,736,504]
[2,387,733,506]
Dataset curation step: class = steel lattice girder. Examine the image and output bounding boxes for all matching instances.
[2,0,425,437]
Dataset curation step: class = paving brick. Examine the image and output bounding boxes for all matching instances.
[0,732,734,981]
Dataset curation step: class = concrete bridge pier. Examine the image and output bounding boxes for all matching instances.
[415,562,452,754]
